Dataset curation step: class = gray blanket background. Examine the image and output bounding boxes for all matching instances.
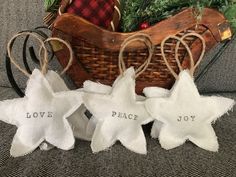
[0,1,235,177]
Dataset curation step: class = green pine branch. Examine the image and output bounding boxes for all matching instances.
[44,0,61,12]
[120,0,236,32]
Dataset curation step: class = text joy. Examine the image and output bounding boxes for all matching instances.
[177,115,196,122]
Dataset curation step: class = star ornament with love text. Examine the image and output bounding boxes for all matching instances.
[83,67,153,154]
[0,69,83,157]
[145,70,235,152]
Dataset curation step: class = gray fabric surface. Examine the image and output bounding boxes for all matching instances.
[0,1,236,176]
[0,87,235,177]
[195,37,236,92]
[0,0,45,88]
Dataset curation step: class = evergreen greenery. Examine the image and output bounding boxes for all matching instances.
[121,0,236,32]
[44,0,61,12]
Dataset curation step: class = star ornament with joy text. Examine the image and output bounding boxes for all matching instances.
[0,69,83,157]
[83,67,153,154]
[145,70,235,152]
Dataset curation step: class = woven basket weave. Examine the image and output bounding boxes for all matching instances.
[52,8,232,93]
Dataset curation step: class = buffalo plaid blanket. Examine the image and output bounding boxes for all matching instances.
[66,0,115,28]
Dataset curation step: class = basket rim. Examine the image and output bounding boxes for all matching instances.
[52,8,227,51]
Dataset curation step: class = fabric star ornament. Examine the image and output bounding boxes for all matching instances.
[145,70,235,152]
[0,69,83,157]
[83,80,146,136]
[83,67,153,154]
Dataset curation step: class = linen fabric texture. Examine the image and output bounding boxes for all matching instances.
[83,67,153,154]
[145,70,235,152]
[0,69,85,157]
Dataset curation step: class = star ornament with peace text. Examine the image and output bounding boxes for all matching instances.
[0,69,83,157]
[145,33,235,152]
[83,67,153,154]
[82,77,148,139]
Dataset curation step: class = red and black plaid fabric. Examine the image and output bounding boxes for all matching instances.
[66,0,115,29]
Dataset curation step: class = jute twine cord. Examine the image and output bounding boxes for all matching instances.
[7,32,73,77]
[183,33,206,73]
[161,32,206,79]
[175,32,206,76]
[7,32,48,77]
[39,37,74,75]
[118,33,154,78]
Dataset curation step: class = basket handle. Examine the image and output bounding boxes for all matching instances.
[161,32,206,79]
[118,33,154,78]
[7,32,73,77]
[108,0,121,31]
[58,0,73,16]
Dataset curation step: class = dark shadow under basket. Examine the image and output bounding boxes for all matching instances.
[52,8,232,93]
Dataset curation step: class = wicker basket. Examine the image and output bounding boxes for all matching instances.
[52,8,232,93]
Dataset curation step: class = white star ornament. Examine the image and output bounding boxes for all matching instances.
[83,67,153,154]
[82,79,147,138]
[0,69,83,157]
[145,70,235,152]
